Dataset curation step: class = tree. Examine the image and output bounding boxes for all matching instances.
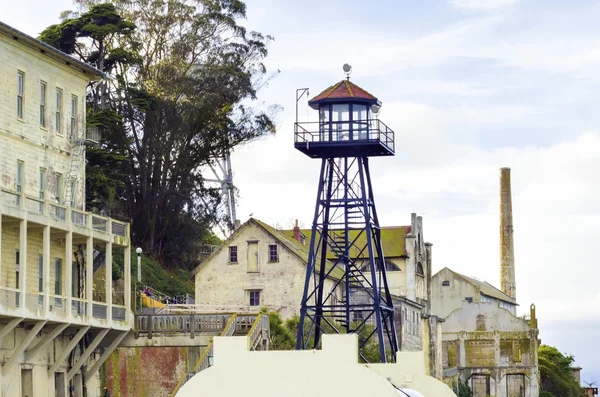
[265,311,389,363]
[538,344,584,397]
[40,1,279,268]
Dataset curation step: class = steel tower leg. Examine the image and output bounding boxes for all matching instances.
[296,156,399,362]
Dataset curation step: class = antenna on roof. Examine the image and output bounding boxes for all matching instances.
[343,63,352,80]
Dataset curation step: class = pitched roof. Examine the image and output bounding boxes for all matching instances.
[280,226,410,260]
[441,267,517,305]
[191,218,345,280]
[0,20,104,80]
[308,79,380,108]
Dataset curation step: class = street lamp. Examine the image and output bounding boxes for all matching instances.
[136,247,142,312]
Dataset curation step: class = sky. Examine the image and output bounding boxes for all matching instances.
[3,0,599,385]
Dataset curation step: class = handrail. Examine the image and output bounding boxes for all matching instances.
[246,314,264,351]
[170,314,238,397]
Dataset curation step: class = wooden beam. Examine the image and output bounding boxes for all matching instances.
[24,323,68,361]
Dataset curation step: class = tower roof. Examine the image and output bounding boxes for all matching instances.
[308,80,381,109]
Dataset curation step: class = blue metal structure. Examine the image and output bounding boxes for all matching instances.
[294,71,399,363]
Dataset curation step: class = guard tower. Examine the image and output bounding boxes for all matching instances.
[295,65,398,362]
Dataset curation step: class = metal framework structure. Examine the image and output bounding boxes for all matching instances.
[202,150,237,238]
[294,71,399,363]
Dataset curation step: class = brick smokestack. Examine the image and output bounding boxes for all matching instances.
[293,219,301,242]
[500,167,516,299]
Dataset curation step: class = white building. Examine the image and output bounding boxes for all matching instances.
[0,20,132,397]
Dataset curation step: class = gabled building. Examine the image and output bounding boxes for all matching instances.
[192,218,343,319]
[0,20,132,397]
[431,267,517,319]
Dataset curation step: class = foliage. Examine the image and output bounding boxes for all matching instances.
[261,311,390,363]
[111,248,194,297]
[538,344,584,397]
[40,1,278,269]
[539,392,556,397]
[451,380,473,397]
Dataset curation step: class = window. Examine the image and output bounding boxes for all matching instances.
[249,290,261,306]
[16,161,24,206]
[38,255,44,305]
[55,173,62,203]
[465,297,473,303]
[55,89,62,134]
[55,258,62,297]
[229,246,238,263]
[40,81,47,127]
[17,71,24,118]
[416,262,424,276]
[16,161,24,192]
[70,95,77,139]
[39,169,46,212]
[15,250,20,288]
[442,280,450,287]
[38,255,43,292]
[268,244,279,262]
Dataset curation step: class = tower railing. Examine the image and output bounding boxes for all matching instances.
[294,119,395,153]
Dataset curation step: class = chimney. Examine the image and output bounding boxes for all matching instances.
[500,167,516,299]
[234,220,241,230]
[293,219,301,242]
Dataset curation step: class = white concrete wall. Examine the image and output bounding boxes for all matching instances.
[195,221,338,319]
[177,334,456,397]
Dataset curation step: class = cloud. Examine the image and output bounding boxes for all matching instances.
[449,0,521,12]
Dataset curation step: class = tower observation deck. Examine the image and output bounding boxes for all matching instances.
[295,65,399,363]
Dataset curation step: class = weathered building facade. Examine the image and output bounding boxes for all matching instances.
[193,214,444,377]
[431,168,540,397]
[192,218,342,319]
[0,21,132,397]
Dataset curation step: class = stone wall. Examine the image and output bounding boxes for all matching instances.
[105,347,191,397]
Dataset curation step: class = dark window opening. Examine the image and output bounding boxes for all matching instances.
[416,262,424,276]
[442,280,450,287]
[249,290,261,306]
[268,244,279,262]
[229,246,238,263]
[465,297,473,303]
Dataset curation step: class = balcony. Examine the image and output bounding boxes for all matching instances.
[294,119,395,158]
[0,188,129,244]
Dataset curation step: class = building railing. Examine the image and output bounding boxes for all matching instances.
[72,210,87,226]
[113,305,127,322]
[72,298,87,316]
[135,313,234,338]
[92,215,108,233]
[0,286,20,308]
[26,292,44,312]
[0,188,129,241]
[294,119,395,153]
[50,295,68,315]
[93,302,108,319]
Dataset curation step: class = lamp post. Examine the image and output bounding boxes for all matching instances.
[136,247,142,311]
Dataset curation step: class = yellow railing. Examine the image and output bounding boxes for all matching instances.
[169,314,238,397]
